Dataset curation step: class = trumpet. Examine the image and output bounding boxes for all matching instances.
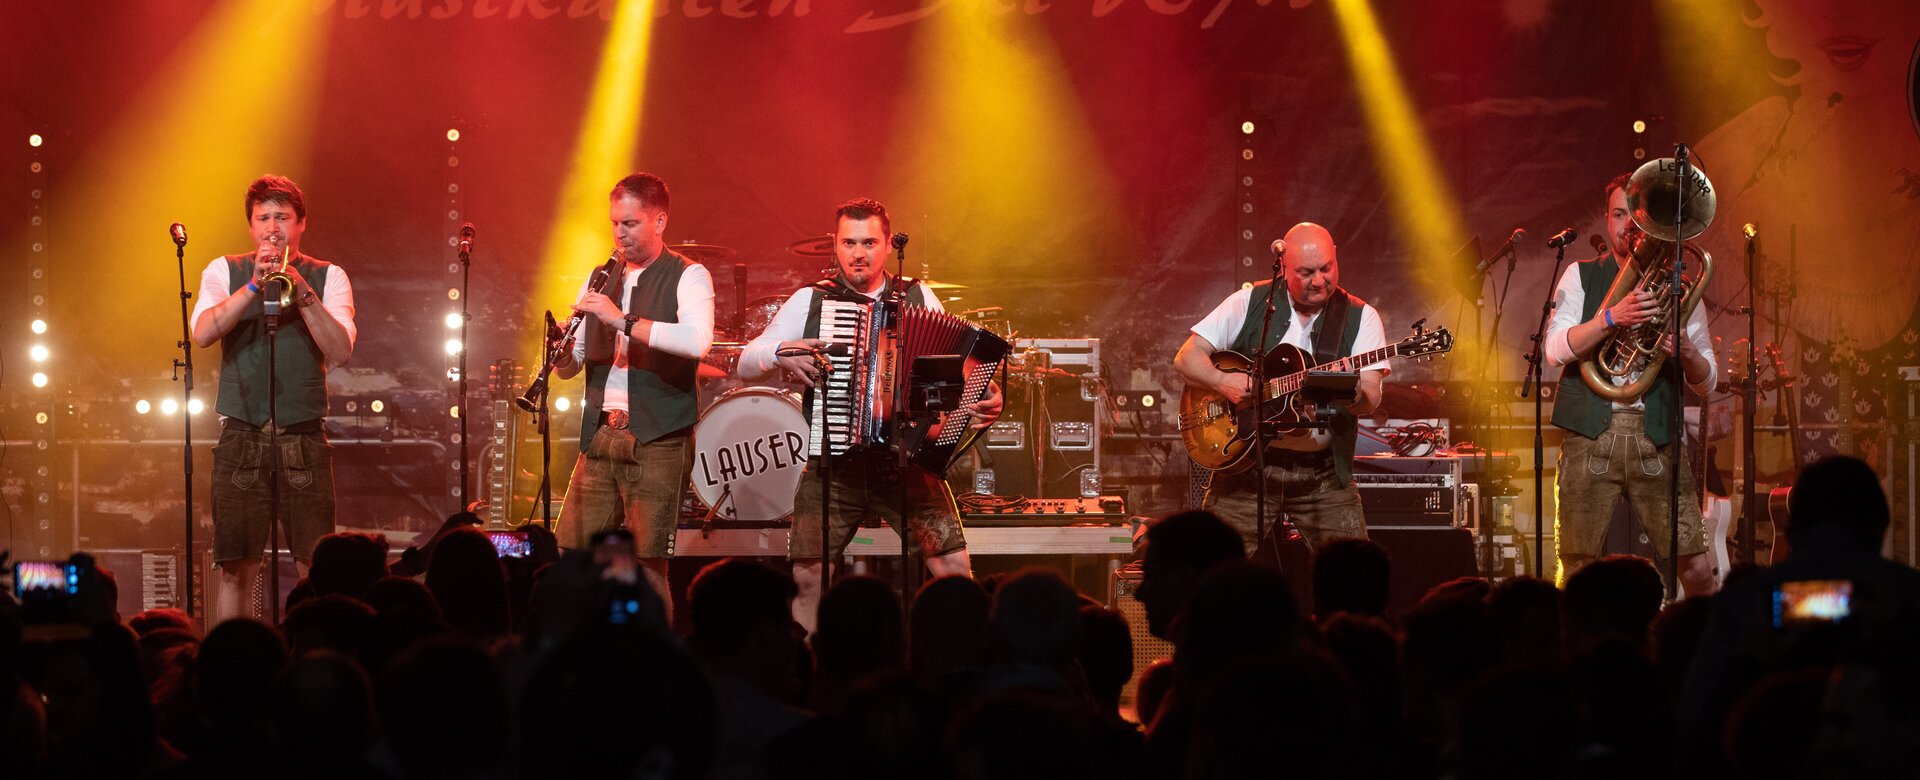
[258,236,302,314]
[516,250,620,412]
[1579,156,1717,401]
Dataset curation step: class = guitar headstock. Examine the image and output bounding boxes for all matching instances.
[1400,324,1454,359]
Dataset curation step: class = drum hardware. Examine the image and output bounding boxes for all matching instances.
[786,234,835,257]
[667,242,736,262]
[690,387,811,523]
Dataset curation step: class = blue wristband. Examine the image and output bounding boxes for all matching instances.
[1603,309,1615,329]
[246,279,260,295]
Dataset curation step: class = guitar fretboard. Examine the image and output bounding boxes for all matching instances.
[1259,343,1400,401]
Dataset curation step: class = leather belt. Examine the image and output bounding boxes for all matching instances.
[223,417,323,435]
[599,409,630,430]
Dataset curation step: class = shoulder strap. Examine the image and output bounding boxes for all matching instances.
[1311,291,1352,366]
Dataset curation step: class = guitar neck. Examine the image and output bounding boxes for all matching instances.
[1260,344,1398,402]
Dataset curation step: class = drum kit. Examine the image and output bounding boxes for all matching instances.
[673,235,1054,524]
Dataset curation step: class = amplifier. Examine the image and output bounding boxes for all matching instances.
[961,495,1127,527]
[1110,565,1172,714]
[1354,472,1461,528]
[975,338,1104,498]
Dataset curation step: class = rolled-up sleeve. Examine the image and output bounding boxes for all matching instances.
[738,289,811,381]
[647,263,714,359]
[1543,263,1586,368]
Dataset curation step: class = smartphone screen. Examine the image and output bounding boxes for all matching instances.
[1773,579,1853,627]
[13,561,78,599]
[486,531,533,559]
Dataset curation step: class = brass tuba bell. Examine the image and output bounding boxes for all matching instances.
[1578,157,1717,402]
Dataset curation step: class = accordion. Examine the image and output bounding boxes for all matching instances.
[808,294,1010,474]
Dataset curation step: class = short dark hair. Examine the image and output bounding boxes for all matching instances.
[1787,455,1890,549]
[1604,173,1633,203]
[246,175,306,221]
[834,197,891,237]
[610,173,670,212]
[686,558,797,659]
[1144,510,1245,575]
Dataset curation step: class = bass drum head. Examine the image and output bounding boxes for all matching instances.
[690,387,809,522]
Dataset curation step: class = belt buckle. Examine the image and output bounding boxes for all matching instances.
[265,420,288,436]
[607,410,630,430]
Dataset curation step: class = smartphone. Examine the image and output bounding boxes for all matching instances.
[1773,579,1853,627]
[486,531,533,560]
[13,561,79,600]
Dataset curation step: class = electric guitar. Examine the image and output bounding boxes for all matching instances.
[1179,326,1453,473]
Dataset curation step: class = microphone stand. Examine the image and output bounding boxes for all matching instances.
[456,236,473,512]
[169,231,196,617]
[1521,243,1571,578]
[888,236,913,617]
[1741,228,1759,566]
[1250,247,1285,559]
[1668,145,1691,599]
[262,272,286,626]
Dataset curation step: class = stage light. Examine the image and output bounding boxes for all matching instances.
[1632,119,1647,134]
[136,400,152,414]
[445,338,463,355]
[1140,394,1156,409]
[1634,148,1647,160]
[554,396,571,412]
[31,319,47,334]
[161,398,179,415]
[188,399,205,415]
[446,128,461,142]
[370,399,385,414]
[28,134,43,148]
[449,405,461,419]
[1241,121,1255,135]
[30,372,47,388]
[29,345,48,362]
[448,288,460,301]
[35,412,48,425]
[445,312,462,329]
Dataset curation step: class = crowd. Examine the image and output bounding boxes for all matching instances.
[2,454,1916,779]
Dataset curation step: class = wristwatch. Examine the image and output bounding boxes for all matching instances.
[622,313,640,337]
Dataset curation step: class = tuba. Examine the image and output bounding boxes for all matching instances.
[1579,157,1717,402]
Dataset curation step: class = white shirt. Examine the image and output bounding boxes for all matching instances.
[738,280,945,381]
[1189,285,1388,450]
[1543,258,1717,406]
[188,255,358,348]
[570,259,716,412]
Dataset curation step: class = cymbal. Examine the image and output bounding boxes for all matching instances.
[669,243,736,262]
[923,280,968,291]
[1006,365,1076,380]
[786,234,834,257]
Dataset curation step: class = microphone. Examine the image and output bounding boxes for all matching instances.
[1546,228,1579,249]
[1270,239,1286,259]
[1742,223,1757,241]
[169,222,188,248]
[458,222,475,256]
[1473,229,1525,275]
[891,232,909,251]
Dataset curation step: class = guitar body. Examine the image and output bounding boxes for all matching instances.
[1179,345,1310,473]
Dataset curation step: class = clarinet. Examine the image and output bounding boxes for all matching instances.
[517,251,618,412]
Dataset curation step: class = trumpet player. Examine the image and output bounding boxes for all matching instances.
[1546,173,1717,595]
[190,174,357,624]
[551,173,714,607]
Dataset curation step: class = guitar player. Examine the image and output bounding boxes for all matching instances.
[1173,222,1389,553]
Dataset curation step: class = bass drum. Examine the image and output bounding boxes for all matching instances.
[690,387,809,522]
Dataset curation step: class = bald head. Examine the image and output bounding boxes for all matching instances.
[1281,222,1339,312]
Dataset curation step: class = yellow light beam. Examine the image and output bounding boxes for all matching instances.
[529,0,657,355]
[1328,0,1469,278]
[71,0,332,340]
[886,7,1127,280]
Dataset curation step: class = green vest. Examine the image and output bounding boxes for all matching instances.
[215,254,332,427]
[580,249,699,447]
[1551,255,1678,446]
[1228,282,1367,486]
